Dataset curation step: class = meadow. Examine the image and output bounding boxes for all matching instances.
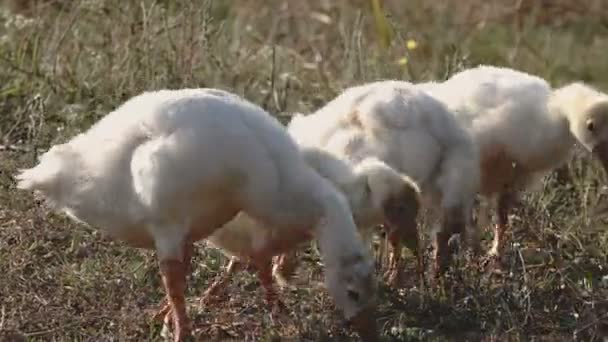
[1,0,608,340]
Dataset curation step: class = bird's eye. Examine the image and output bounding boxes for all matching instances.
[587,120,595,132]
[347,289,360,302]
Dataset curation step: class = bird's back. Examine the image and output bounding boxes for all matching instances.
[427,66,571,167]
[19,88,320,241]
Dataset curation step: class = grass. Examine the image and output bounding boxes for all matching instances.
[1,0,608,340]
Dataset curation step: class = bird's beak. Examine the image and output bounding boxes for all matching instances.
[349,305,380,342]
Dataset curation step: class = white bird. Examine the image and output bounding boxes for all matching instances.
[287,80,481,281]
[15,88,379,342]
[419,65,608,263]
[273,148,423,286]
[199,149,421,303]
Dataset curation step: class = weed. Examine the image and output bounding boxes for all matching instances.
[1,0,607,340]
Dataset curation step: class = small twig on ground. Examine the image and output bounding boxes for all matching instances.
[574,312,608,338]
[23,315,109,338]
[0,305,6,331]
[0,145,34,152]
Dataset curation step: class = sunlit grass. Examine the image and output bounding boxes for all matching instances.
[1,0,607,340]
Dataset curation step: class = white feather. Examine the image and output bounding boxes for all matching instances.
[15,88,376,321]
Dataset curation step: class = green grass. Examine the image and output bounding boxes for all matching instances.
[1,0,608,340]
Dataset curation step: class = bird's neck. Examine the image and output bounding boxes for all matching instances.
[312,178,365,269]
[548,85,591,139]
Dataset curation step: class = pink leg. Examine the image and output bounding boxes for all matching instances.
[384,230,403,286]
[489,224,507,259]
[433,207,465,279]
[253,257,288,313]
[255,258,279,305]
[466,216,482,257]
[380,221,422,287]
[488,191,516,268]
[433,231,450,279]
[153,241,193,327]
[412,231,424,286]
[199,258,241,306]
[381,190,421,287]
[272,250,300,287]
[159,258,190,342]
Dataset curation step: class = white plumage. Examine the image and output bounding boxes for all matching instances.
[419,65,608,261]
[201,149,420,300]
[15,88,379,341]
[287,80,481,279]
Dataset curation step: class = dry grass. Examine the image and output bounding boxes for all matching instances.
[1,0,608,340]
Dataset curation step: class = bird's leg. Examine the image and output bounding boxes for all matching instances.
[409,229,424,287]
[154,241,193,327]
[255,257,283,309]
[398,222,423,287]
[488,191,516,268]
[465,214,482,257]
[272,250,300,287]
[158,242,191,342]
[255,228,312,309]
[381,189,421,287]
[384,230,402,287]
[254,257,288,313]
[154,300,171,324]
[433,207,465,280]
[199,258,241,306]
[381,224,421,288]
[432,230,450,280]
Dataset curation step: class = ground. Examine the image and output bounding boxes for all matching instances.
[1,0,608,341]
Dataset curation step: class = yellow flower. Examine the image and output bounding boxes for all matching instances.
[397,56,408,66]
[406,39,418,50]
